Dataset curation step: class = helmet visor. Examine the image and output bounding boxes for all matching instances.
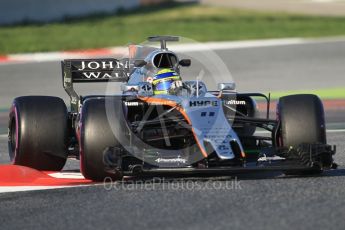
[155,80,174,91]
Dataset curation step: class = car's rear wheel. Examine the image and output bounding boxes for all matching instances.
[277,94,327,174]
[79,97,123,181]
[8,96,68,171]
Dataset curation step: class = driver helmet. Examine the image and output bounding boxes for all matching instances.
[152,69,182,95]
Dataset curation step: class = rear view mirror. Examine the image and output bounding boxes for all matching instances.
[179,59,191,67]
[218,83,236,91]
[134,60,147,67]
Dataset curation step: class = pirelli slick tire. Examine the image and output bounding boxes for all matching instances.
[277,94,326,174]
[79,97,123,181]
[8,96,68,171]
[278,94,326,147]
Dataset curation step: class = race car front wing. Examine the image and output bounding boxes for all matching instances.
[103,143,337,177]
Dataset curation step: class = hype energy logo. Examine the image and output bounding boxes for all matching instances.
[189,100,219,107]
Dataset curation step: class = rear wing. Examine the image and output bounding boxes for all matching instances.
[61,58,130,112]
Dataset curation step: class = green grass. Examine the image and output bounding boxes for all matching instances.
[267,87,345,100]
[1,3,345,54]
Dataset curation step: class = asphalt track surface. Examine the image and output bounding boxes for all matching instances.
[0,39,345,230]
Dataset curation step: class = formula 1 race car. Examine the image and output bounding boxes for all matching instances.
[8,36,336,181]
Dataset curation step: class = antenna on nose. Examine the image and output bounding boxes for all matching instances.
[148,36,180,50]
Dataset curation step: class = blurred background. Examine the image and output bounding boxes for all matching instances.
[1,0,345,52]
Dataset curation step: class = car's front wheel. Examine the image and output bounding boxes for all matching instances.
[79,97,124,181]
[277,94,328,174]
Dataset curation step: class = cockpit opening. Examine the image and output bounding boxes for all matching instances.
[153,53,178,68]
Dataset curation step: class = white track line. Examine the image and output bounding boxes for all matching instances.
[171,38,309,52]
[0,184,97,194]
[326,129,345,133]
[171,37,345,52]
[0,186,75,193]
[48,172,85,179]
[1,37,345,65]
